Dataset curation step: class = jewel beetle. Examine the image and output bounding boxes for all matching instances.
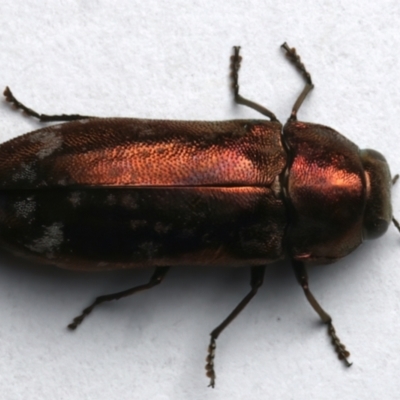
[0,43,398,387]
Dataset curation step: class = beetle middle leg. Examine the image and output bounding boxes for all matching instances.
[205,265,266,388]
[292,260,352,367]
[68,266,169,330]
[3,86,93,122]
[230,47,278,121]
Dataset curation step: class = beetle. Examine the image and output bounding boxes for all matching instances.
[0,43,397,387]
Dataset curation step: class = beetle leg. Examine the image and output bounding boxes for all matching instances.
[230,47,278,121]
[67,266,169,330]
[205,265,266,388]
[281,43,314,121]
[392,217,400,232]
[292,260,352,367]
[3,86,93,122]
[392,175,400,231]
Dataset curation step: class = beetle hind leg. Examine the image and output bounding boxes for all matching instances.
[67,266,170,330]
[3,86,93,122]
[205,265,266,388]
[292,260,352,367]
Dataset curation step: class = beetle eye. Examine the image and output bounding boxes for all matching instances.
[360,149,392,240]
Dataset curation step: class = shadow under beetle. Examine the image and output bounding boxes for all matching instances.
[1,43,398,387]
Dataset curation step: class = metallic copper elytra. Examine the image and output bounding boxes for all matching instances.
[0,119,285,188]
[0,43,396,388]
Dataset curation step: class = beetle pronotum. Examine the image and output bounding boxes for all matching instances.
[1,43,398,387]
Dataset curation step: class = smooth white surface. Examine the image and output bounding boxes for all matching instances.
[0,1,399,399]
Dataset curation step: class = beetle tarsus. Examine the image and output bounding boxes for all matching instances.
[327,321,352,366]
[205,337,217,388]
[230,46,241,97]
[292,260,352,366]
[67,266,169,330]
[68,301,102,330]
[230,47,278,121]
[3,86,93,122]
[281,42,314,121]
[281,43,313,85]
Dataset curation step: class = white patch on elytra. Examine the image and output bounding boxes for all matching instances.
[130,220,147,230]
[14,197,36,218]
[12,162,37,182]
[138,241,159,259]
[97,262,109,268]
[121,194,138,209]
[154,222,172,234]
[30,130,63,159]
[57,178,67,186]
[68,191,81,207]
[105,194,117,206]
[26,222,64,258]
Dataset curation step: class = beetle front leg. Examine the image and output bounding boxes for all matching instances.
[281,42,314,121]
[392,175,400,232]
[68,266,170,330]
[205,265,266,388]
[292,260,352,367]
[3,86,93,122]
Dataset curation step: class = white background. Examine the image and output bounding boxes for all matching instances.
[0,1,399,399]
